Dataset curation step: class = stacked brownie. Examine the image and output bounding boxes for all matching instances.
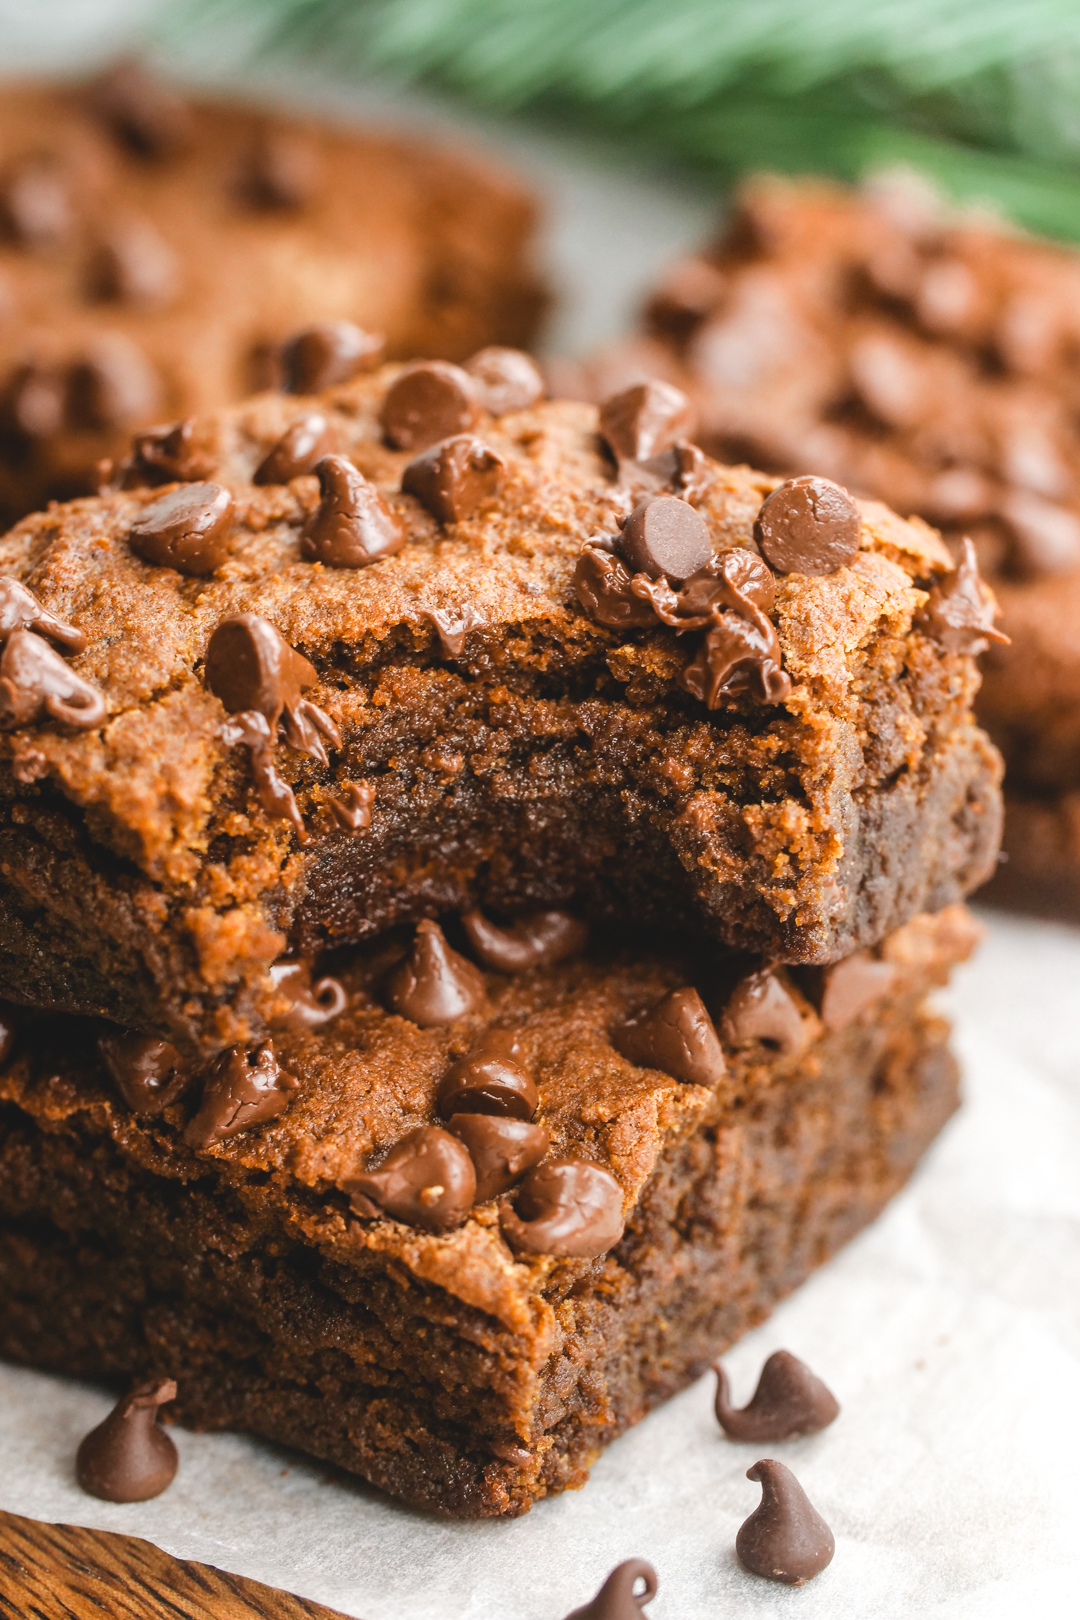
[583,173,1080,915]
[0,344,1002,1514]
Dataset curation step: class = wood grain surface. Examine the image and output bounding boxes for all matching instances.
[0,1508,354,1620]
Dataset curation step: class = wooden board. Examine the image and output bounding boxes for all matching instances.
[0,1508,353,1620]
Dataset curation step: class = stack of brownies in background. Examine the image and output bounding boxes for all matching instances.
[0,67,1005,1521]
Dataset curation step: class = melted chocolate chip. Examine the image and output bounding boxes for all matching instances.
[715,1351,840,1441]
[722,970,808,1056]
[573,546,658,631]
[88,60,192,159]
[0,577,86,653]
[754,476,861,576]
[448,1114,549,1202]
[76,1379,178,1504]
[343,1125,476,1232]
[98,1030,190,1116]
[599,380,696,464]
[129,482,233,575]
[253,412,331,485]
[500,1158,624,1258]
[0,629,106,731]
[464,347,544,415]
[269,960,348,1031]
[0,158,71,249]
[301,455,405,568]
[239,127,318,210]
[87,218,178,307]
[425,604,486,657]
[184,1041,299,1148]
[562,1560,658,1620]
[402,434,505,523]
[219,709,306,839]
[615,495,713,582]
[437,1028,538,1120]
[460,909,588,974]
[386,920,486,1027]
[205,613,340,765]
[280,323,383,395]
[121,418,208,488]
[614,986,726,1088]
[68,336,161,431]
[680,609,791,706]
[327,780,376,833]
[916,538,1009,655]
[735,1459,835,1585]
[637,440,712,503]
[381,361,481,452]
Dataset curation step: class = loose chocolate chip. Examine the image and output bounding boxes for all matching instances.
[0,577,86,653]
[343,1125,476,1232]
[614,986,726,1088]
[562,1560,658,1620]
[754,476,861,576]
[269,959,348,1031]
[280,322,383,395]
[448,1114,549,1202]
[437,1028,538,1120]
[722,970,808,1057]
[735,1459,835,1585]
[916,538,1010,654]
[715,1351,840,1442]
[813,952,896,1032]
[98,1030,190,1116]
[500,1158,624,1258]
[130,482,234,576]
[460,909,588,974]
[185,1042,299,1148]
[239,127,319,210]
[385,919,485,1027]
[573,546,658,631]
[87,60,192,159]
[679,609,791,707]
[122,418,207,487]
[87,218,178,307]
[0,629,106,731]
[599,379,696,464]
[381,361,481,452]
[327,780,376,833]
[424,604,486,657]
[253,412,331,485]
[76,1379,179,1503]
[301,455,405,568]
[615,495,713,582]
[402,434,505,524]
[68,336,161,431]
[0,363,66,440]
[464,347,544,415]
[0,1004,20,1067]
[0,158,71,249]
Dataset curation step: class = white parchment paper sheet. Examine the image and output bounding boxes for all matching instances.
[2,909,1079,1619]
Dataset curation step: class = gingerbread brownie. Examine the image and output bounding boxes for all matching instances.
[584,173,1080,915]
[0,903,976,1518]
[0,61,545,523]
[0,359,1001,1055]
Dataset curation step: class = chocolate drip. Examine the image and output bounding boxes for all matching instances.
[460,909,588,973]
[206,613,340,766]
[76,1379,178,1503]
[327,780,376,833]
[916,538,1009,655]
[424,604,486,657]
[219,709,305,840]
[715,1351,840,1441]
[735,1459,835,1585]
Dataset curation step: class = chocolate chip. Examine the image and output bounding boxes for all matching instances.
[722,970,808,1056]
[327,780,376,833]
[460,909,588,974]
[87,60,192,159]
[615,495,713,582]
[122,418,207,487]
[424,604,485,657]
[343,1124,476,1232]
[184,1041,300,1148]
[76,1379,178,1504]
[386,920,485,1027]
[637,440,712,503]
[239,127,319,210]
[464,347,544,415]
[755,476,861,576]
[269,959,347,1031]
[254,412,331,485]
[490,1440,531,1466]
[613,986,726,1088]
[812,952,896,1032]
[0,629,106,731]
[301,455,405,568]
[916,538,1010,654]
[381,361,481,452]
[98,1030,190,1116]
[0,363,66,440]
[562,1560,658,1620]
[280,322,383,395]
[130,481,234,576]
[715,1351,840,1441]
[67,336,161,431]
[0,577,86,653]
[500,1158,624,1258]
[402,434,505,524]
[218,708,306,840]
[0,158,71,249]
[437,1028,538,1120]
[679,607,792,707]
[599,380,696,464]
[573,546,658,631]
[735,1459,835,1585]
[448,1114,549,1202]
[87,218,178,307]
[205,613,340,765]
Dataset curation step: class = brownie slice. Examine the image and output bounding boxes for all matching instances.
[0,63,545,523]
[0,904,976,1518]
[0,362,1001,1053]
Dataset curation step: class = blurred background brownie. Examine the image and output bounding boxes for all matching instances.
[0,61,546,523]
